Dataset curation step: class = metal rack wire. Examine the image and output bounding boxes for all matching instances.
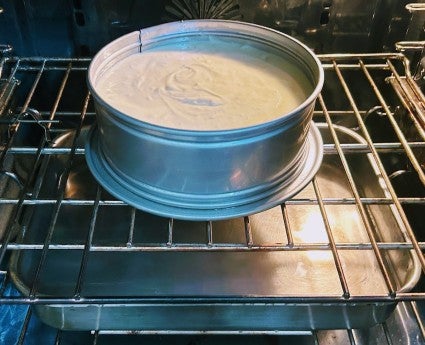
[0,53,424,344]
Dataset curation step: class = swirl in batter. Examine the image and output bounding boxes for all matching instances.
[95,37,311,130]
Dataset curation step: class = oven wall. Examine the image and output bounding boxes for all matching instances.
[0,0,419,57]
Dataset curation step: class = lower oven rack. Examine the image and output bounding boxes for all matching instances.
[0,53,424,344]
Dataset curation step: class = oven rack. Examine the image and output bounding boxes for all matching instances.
[0,53,424,344]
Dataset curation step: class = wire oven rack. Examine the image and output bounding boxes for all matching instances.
[0,53,424,344]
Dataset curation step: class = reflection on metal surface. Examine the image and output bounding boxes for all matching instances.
[292,212,332,262]
[293,212,327,243]
[165,0,241,20]
[406,3,425,13]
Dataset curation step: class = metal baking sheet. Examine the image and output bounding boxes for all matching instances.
[9,124,420,331]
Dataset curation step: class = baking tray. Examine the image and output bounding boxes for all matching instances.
[9,123,420,331]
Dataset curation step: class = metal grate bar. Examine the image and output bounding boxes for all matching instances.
[318,52,405,60]
[347,329,356,345]
[48,63,72,124]
[167,218,174,246]
[313,110,366,115]
[127,207,136,247]
[312,178,350,297]
[74,186,101,298]
[321,63,390,70]
[3,142,425,155]
[312,331,320,345]
[207,221,213,246]
[0,271,10,296]
[4,57,91,62]
[411,301,425,340]
[95,330,312,335]
[37,111,96,117]
[243,216,254,247]
[54,330,62,345]
[19,60,47,113]
[397,292,425,299]
[322,142,425,153]
[0,147,85,154]
[92,330,99,345]
[3,240,425,251]
[16,307,32,345]
[319,93,395,295]
[381,322,394,345]
[1,196,424,208]
[16,67,88,71]
[281,204,294,246]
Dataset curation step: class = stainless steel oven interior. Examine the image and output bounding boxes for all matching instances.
[0,1,425,344]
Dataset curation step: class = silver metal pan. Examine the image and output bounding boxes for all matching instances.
[86,20,324,220]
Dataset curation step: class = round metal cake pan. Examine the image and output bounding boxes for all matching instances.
[86,122,322,220]
[86,20,324,220]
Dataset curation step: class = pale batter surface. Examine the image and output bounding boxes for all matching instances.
[95,38,311,130]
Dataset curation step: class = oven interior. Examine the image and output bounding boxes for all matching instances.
[1,1,425,344]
